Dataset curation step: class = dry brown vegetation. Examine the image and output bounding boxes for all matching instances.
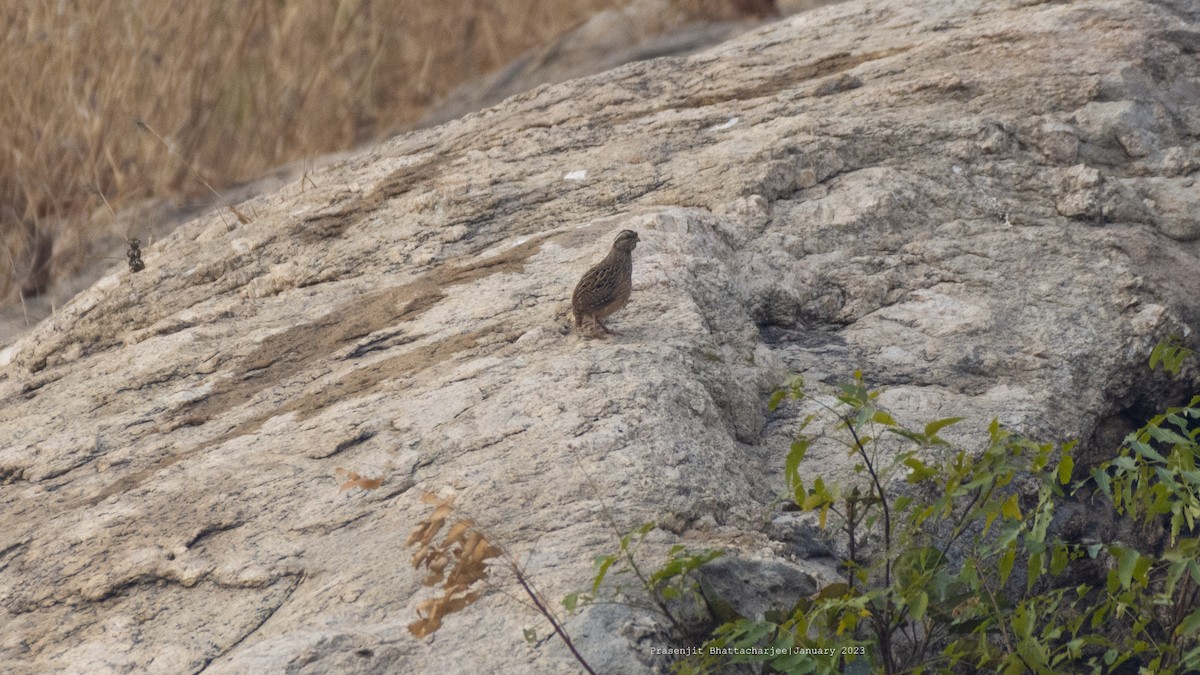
[404,491,594,670]
[0,0,626,305]
[335,466,383,492]
[406,492,501,639]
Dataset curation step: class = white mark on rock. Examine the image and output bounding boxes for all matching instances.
[952,165,963,174]
[169,382,214,405]
[564,170,587,181]
[708,117,739,131]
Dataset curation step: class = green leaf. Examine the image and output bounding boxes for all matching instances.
[872,410,897,426]
[1013,605,1033,640]
[925,417,964,438]
[649,559,685,587]
[910,590,929,621]
[1150,341,1165,370]
[592,555,616,593]
[1050,544,1070,575]
[999,544,1016,585]
[1027,552,1044,591]
[1116,547,1139,590]
[903,457,938,482]
[1001,494,1022,520]
[1167,413,1191,432]
[562,593,579,612]
[1132,553,1152,588]
[1189,560,1200,587]
[889,428,927,444]
[815,582,850,600]
[1148,425,1191,448]
[786,438,809,494]
[1057,455,1074,485]
[1111,456,1137,473]
[1179,608,1200,638]
[984,509,999,536]
[768,390,786,411]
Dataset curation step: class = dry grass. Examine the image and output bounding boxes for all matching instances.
[0,0,626,304]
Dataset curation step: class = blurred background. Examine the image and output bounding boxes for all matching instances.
[0,0,832,337]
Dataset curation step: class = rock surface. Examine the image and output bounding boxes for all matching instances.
[419,0,794,128]
[2,0,1200,672]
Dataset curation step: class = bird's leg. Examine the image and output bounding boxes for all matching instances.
[596,319,620,336]
[583,316,608,339]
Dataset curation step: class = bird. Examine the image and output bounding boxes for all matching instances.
[571,229,639,337]
[126,238,145,273]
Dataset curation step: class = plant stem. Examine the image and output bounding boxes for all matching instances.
[512,562,597,675]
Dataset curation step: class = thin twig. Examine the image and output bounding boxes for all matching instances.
[135,119,250,225]
[3,244,31,327]
[572,457,690,637]
[845,417,893,589]
[511,561,597,675]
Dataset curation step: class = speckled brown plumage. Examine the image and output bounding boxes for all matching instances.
[572,229,639,336]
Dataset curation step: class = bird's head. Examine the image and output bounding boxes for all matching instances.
[612,229,639,252]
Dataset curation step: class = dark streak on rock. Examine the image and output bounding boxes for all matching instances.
[195,573,304,673]
[186,521,245,550]
[326,429,377,458]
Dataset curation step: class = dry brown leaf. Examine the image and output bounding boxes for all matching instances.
[441,591,480,614]
[475,540,502,561]
[443,520,473,546]
[336,467,383,492]
[461,532,482,557]
[420,492,442,505]
[428,555,449,576]
[419,517,446,546]
[447,558,488,589]
[411,544,435,568]
[409,615,441,638]
[404,523,427,548]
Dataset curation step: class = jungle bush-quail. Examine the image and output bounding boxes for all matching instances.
[571,229,639,337]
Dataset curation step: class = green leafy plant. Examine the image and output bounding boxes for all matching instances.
[682,370,1200,674]
[1089,395,1200,671]
[1150,335,1195,376]
[564,520,723,639]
